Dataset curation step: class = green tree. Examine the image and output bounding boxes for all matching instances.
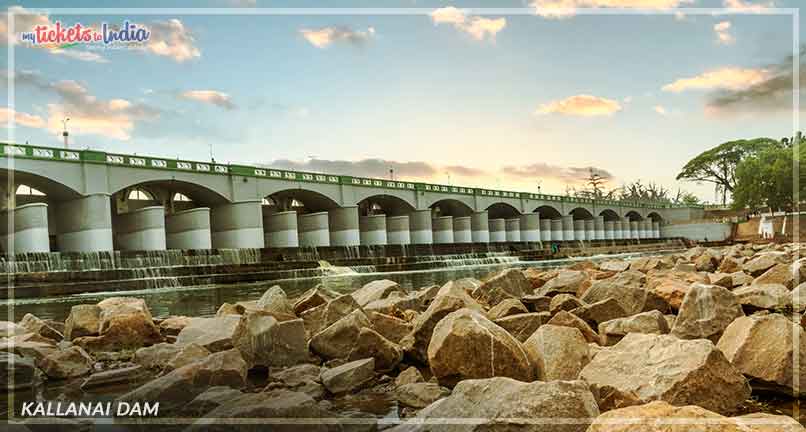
[732,143,794,212]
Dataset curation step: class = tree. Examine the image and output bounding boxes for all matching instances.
[676,138,779,205]
[732,144,793,212]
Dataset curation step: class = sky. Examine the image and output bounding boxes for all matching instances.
[0,0,802,203]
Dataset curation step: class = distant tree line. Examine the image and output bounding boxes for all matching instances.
[566,168,701,205]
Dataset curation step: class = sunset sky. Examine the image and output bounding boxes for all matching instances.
[1,0,801,203]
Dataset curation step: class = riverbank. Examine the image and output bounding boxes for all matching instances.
[2,242,804,431]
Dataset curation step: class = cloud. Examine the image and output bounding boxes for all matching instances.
[9,69,159,140]
[265,158,440,179]
[714,21,735,45]
[662,67,770,92]
[0,107,46,129]
[430,7,507,41]
[705,47,805,115]
[300,26,375,49]
[140,19,200,62]
[653,105,668,115]
[49,48,109,63]
[535,94,622,117]
[179,90,236,110]
[501,163,614,183]
[531,0,694,19]
[723,0,775,12]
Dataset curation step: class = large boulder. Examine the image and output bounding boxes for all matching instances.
[580,271,664,316]
[753,263,796,289]
[599,260,630,272]
[426,308,533,387]
[18,314,63,341]
[547,310,599,344]
[534,270,590,297]
[523,324,590,380]
[570,298,628,327]
[597,310,670,346]
[134,342,182,369]
[671,283,744,342]
[743,255,779,276]
[36,346,93,379]
[293,286,329,316]
[175,315,243,352]
[579,333,750,414]
[255,285,296,317]
[494,312,549,342]
[367,311,411,343]
[64,305,101,340]
[472,268,530,306]
[390,377,599,432]
[351,279,402,307]
[347,327,403,372]
[717,313,806,397]
[319,358,375,394]
[232,313,308,368]
[364,292,420,315]
[300,294,360,337]
[309,309,371,360]
[548,294,583,315]
[486,298,529,320]
[733,284,791,311]
[73,297,163,352]
[395,382,450,409]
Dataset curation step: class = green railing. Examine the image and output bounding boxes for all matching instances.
[0,142,702,209]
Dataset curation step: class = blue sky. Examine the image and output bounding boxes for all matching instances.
[1,0,801,202]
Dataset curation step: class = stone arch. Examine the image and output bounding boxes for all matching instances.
[110,179,231,209]
[534,205,562,219]
[107,167,233,205]
[0,168,82,202]
[647,211,663,222]
[357,194,416,217]
[599,209,620,221]
[486,202,522,219]
[431,198,473,217]
[267,188,340,213]
[625,210,644,221]
[569,207,594,220]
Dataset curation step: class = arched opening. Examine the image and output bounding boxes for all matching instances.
[431,199,473,217]
[599,209,620,222]
[111,180,230,215]
[647,212,663,223]
[486,202,521,219]
[534,205,562,220]
[14,184,47,206]
[357,195,416,217]
[625,211,644,221]
[265,189,340,214]
[569,207,594,220]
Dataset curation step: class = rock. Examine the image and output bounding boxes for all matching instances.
[472,268,530,306]
[216,303,245,316]
[522,268,555,290]
[36,346,93,379]
[694,253,718,272]
[733,284,791,311]
[719,256,744,273]
[159,316,191,335]
[494,312,549,342]
[18,314,62,341]
[753,263,795,289]
[293,286,329,316]
[523,324,590,380]
[673,262,696,272]
[586,401,750,432]
[717,313,806,397]
[351,279,402,307]
[440,278,482,297]
[520,295,552,313]
[400,288,482,364]
[1,337,57,364]
[731,271,754,287]
[599,260,630,272]
[364,292,420,315]
[580,271,661,316]
[175,315,242,352]
[64,305,101,340]
[392,378,599,432]
[367,312,411,344]
[310,309,371,360]
[793,282,806,312]
[743,255,779,276]
[732,413,804,432]
[1,352,38,390]
[413,284,441,307]
[269,363,320,387]
[181,386,243,416]
[534,270,590,297]
[72,297,163,352]
[395,366,424,387]
[81,365,147,390]
[671,283,744,342]
[486,298,528,320]
[579,333,750,414]
[708,272,734,288]
[232,312,308,368]
[547,310,599,344]
[570,298,628,327]
[256,285,296,317]
[630,257,666,273]
[549,294,583,315]
[134,342,181,369]
[167,343,211,371]
[426,308,533,387]
[320,358,375,394]
[597,310,670,346]
[396,383,450,408]
[118,349,248,413]
[301,294,361,337]
[347,327,403,372]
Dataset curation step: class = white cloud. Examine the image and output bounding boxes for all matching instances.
[723,0,775,12]
[714,21,735,45]
[0,107,46,129]
[179,90,236,110]
[535,94,623,117]
[300,26,375,49]
[662,67,770,92]
[50,48,109,63]
[531,0,695,19]
[653,105,668,115]
[140,19,201,62]
[430,7,507,41]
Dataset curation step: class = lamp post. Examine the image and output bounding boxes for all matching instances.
[61,118,70,148]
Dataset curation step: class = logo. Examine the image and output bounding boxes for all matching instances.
[19,20,150,48]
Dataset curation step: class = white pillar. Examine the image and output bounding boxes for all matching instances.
[594,216,605,240]
[115,206,166,251]
[551,219,564,241]
[298,211,330,247]
[264,210,298,248]
[630,221,640,239]
[453,216,471,243]
[506,218,521,242]
[561,215,574,241]
[329,206,360,247]
[604,221,615,240]
[211,200,265,249]
[489,218,506,243]
[56,194,113,252]
[433,216,454,244]
[409,209,433,245]
[359,214,387,246]
[573,220,586,241]
[520,213,540,242]
[653,221,661,239]
[166,207,212,250]
[540,219,552,242]
[0,203,50,253]
[471,211,489,243]
[387,215,410,245]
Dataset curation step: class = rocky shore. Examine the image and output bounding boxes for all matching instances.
[3,242,806,431]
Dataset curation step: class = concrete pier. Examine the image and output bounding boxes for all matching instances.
[328,206,360,247]
[409,209,433,245]
[298,211,330,247]
[594,216,605,240]
[540,219,552,242]
[551,219,564,241]
[386,215,410,245]
[605,221,615,240]
[639,220,649,239]
[0,203,50,253]
[264,210,299,248]
[433,216,454,244]
[165,207,212,250]
[115,206,166,251]
[573,220,586,241]
[506,218,521,242]
[359,214,387,246]
[653,221,661,238]
[211,201,264,249]
[520,213,540,242]
[562,216,574,241]
[585,219,595,241]
[453,216,472,243]
[630,221,640,239]
[615,220,626,240]
[489,218,506,243]
[471,211,489,243]
[56,194,114,252]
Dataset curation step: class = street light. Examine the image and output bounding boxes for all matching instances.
[61,118,70,148]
